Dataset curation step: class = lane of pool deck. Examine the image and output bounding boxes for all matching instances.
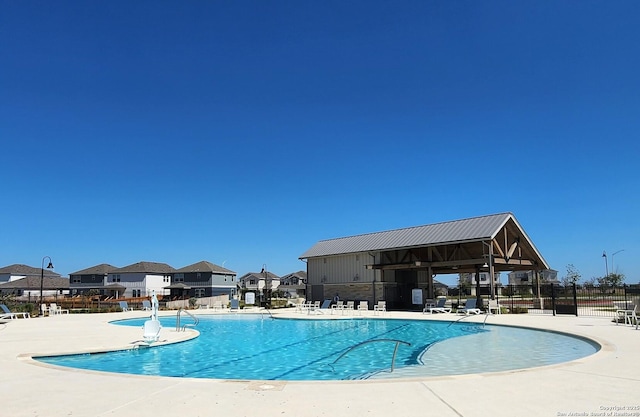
[0,310,638,417]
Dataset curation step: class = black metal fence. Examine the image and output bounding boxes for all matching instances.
[495,284,640,317]
[449,284,640,317]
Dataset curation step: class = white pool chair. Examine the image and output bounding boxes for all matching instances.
[331,300,344,314]
[615,305,636,326]
[488,299,501,315]
[49,303,69,315]
[343,301,355,315]
[357,301,368,315]
[142,319,161,343]
[373,301,386,315]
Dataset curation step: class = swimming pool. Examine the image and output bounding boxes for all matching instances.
[37,315,599,381]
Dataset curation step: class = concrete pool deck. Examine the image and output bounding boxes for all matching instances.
[0,310,638,417]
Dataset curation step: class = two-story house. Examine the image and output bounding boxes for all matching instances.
[278,270,306,298]
[171,261,237,298]
[69,264,118,296]
[108,261,175,298]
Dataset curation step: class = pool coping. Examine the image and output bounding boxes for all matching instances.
[1,310,637,417]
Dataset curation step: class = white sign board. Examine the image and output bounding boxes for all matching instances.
[411,288,423,305]
[245,292,255,305]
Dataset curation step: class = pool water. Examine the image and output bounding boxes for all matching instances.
[36,315,599,381]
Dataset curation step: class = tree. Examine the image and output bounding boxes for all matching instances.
[598,272,625,288]
[562,264,581,286]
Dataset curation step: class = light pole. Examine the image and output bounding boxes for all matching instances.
[602,251,608,277]
[40,256,54,316]
[611,249,625,274]
[260,264,270,308]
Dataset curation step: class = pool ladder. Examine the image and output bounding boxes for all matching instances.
[176,308,200,332]
[330,339,411,373]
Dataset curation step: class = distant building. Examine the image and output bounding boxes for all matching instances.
[69,264,117,296]
[0,264,65,298]
[172,261,237,298]
[278,270,307,298]
[238,271,281,303]
[108,261,175,298]
[507,269,559,285]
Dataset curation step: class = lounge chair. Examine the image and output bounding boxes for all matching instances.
[424,298,451,314]
[457,299,482,315]
[357,301,368,315]
[373,301,386,315]
[142,300,152,311]
[320,299,332,309]
[119,301,133,312]
[0,304,30,319]
[230,299,240,312]
[142,319,161,343]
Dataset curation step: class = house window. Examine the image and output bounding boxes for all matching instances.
[195,288,205,297]
[249,279,255,285]
[196,272,201,279]
[175,273,184,283]
[111,275,120,282]
[72,277,81,283]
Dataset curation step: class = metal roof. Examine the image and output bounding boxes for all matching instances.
[300,213,515,258]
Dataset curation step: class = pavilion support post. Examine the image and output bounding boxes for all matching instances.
[427,266,434,299]
[475,264,482,309]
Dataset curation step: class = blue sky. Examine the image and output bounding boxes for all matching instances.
[1,1,638,286]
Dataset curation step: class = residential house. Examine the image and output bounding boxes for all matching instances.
[237,271,280,303]
[69,264,118,296]
[507,269,559,286]
[0,264,65,298]
[278,270,306,298]
[171,261,237,298]
[108,261,175,298]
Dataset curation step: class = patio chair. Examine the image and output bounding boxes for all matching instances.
[49,303,69,315]
[343,301,355,315]
[141,300,152,311]
[142,319,161,343]
[230,298,240,312]
[424,298,451,314]
[320,299,332,309]
[119,301,133,312]
[357,301,368,315]
[487,299,501,315]
[615,305,636,326]
[0,304,30,319]
[307,300,321,314]
[331,300,345,315]
[457,299,482,315]
[373,301,386,315]
[41,303,51,317]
